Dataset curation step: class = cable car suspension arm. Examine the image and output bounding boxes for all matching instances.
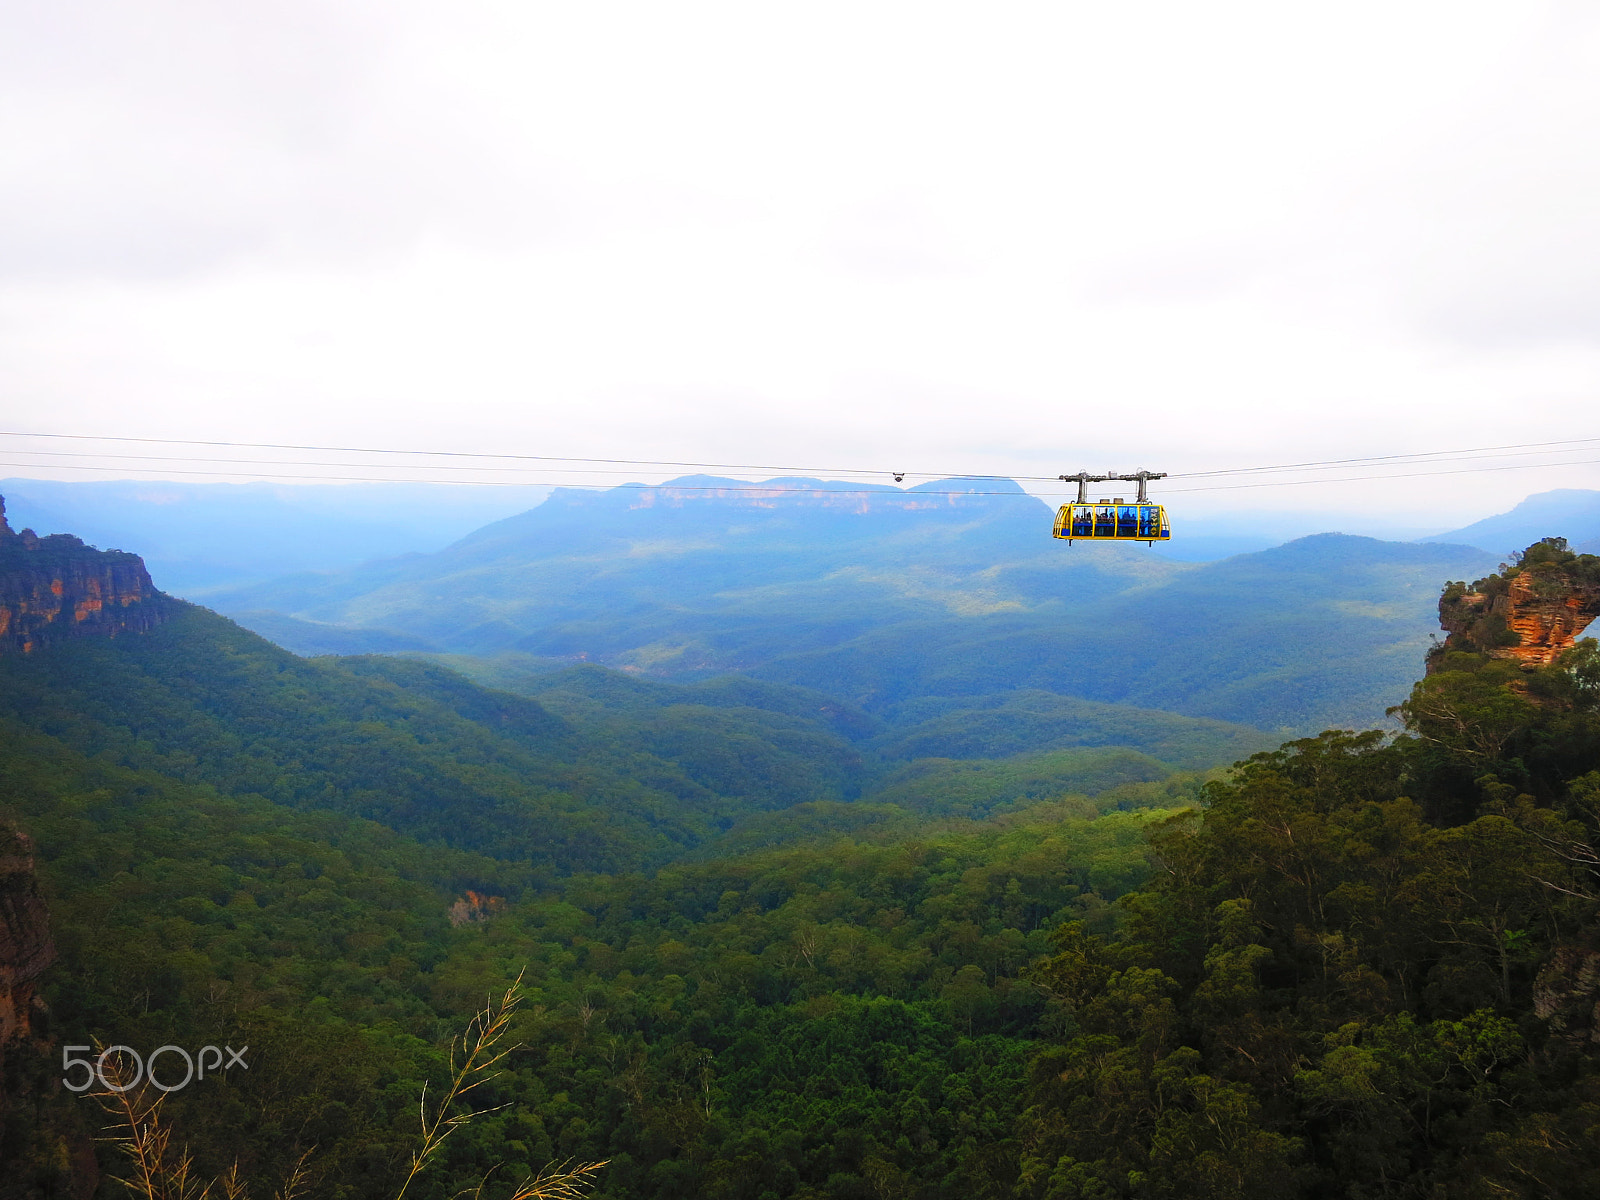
[1057,471,1167,504]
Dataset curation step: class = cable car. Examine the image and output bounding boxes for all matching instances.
[1052,471,1170,544]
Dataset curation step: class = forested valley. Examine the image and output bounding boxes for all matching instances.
[5,532,1600,1199]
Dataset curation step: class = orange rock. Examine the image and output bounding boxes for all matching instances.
[1435,546,1600,671]
[448,890,509,927]
[1500,571,1600,666]
[0,493,169,654]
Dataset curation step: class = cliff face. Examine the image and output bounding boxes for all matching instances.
[1434,539,1600,669]
[0,493,169,654]
[1535,943,1600,1046]
[0,826,54,1068]
[448,889,508,927]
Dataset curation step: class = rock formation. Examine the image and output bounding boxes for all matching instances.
[0,824,94,1200]
[1534,942,1600,1046]
[1434,538,1600,670]
[0,493,169,654]
[0,825,55,1072]
[448,890,508,926]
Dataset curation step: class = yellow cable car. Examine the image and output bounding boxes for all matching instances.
[1052,471,1171,545]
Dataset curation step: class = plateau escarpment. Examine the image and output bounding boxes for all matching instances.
[1435,536,1600,669]
[0,494,168,654]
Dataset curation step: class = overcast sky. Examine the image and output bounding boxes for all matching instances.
[4,1,1600,526]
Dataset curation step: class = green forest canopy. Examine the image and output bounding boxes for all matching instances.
[4,548,1600,1199]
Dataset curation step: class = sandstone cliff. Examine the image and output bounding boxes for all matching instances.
[449,889,508,926]
[0,493,169,654]
[1534,942,1600,1046]
[1434,537,1600,670]
[0,825,54,1073]
[0,825,94,1200]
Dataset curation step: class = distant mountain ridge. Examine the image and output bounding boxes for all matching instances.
[206,475,1500,733]
[737,532,1501,731]
[1425,488,1600,556]
[209,473,1171,655]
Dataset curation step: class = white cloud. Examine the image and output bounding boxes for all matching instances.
[3,0,1600,526]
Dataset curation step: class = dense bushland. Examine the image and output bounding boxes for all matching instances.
[5,571,1600,1197]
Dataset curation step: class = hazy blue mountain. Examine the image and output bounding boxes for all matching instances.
[210,475,1183,657]
[207,476,1499,734]
[742,533,1498,732]
[1140,506,1441,562]
[1145,532,1285,561]
[1424,488,1600,556]
[0,478,551,593]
